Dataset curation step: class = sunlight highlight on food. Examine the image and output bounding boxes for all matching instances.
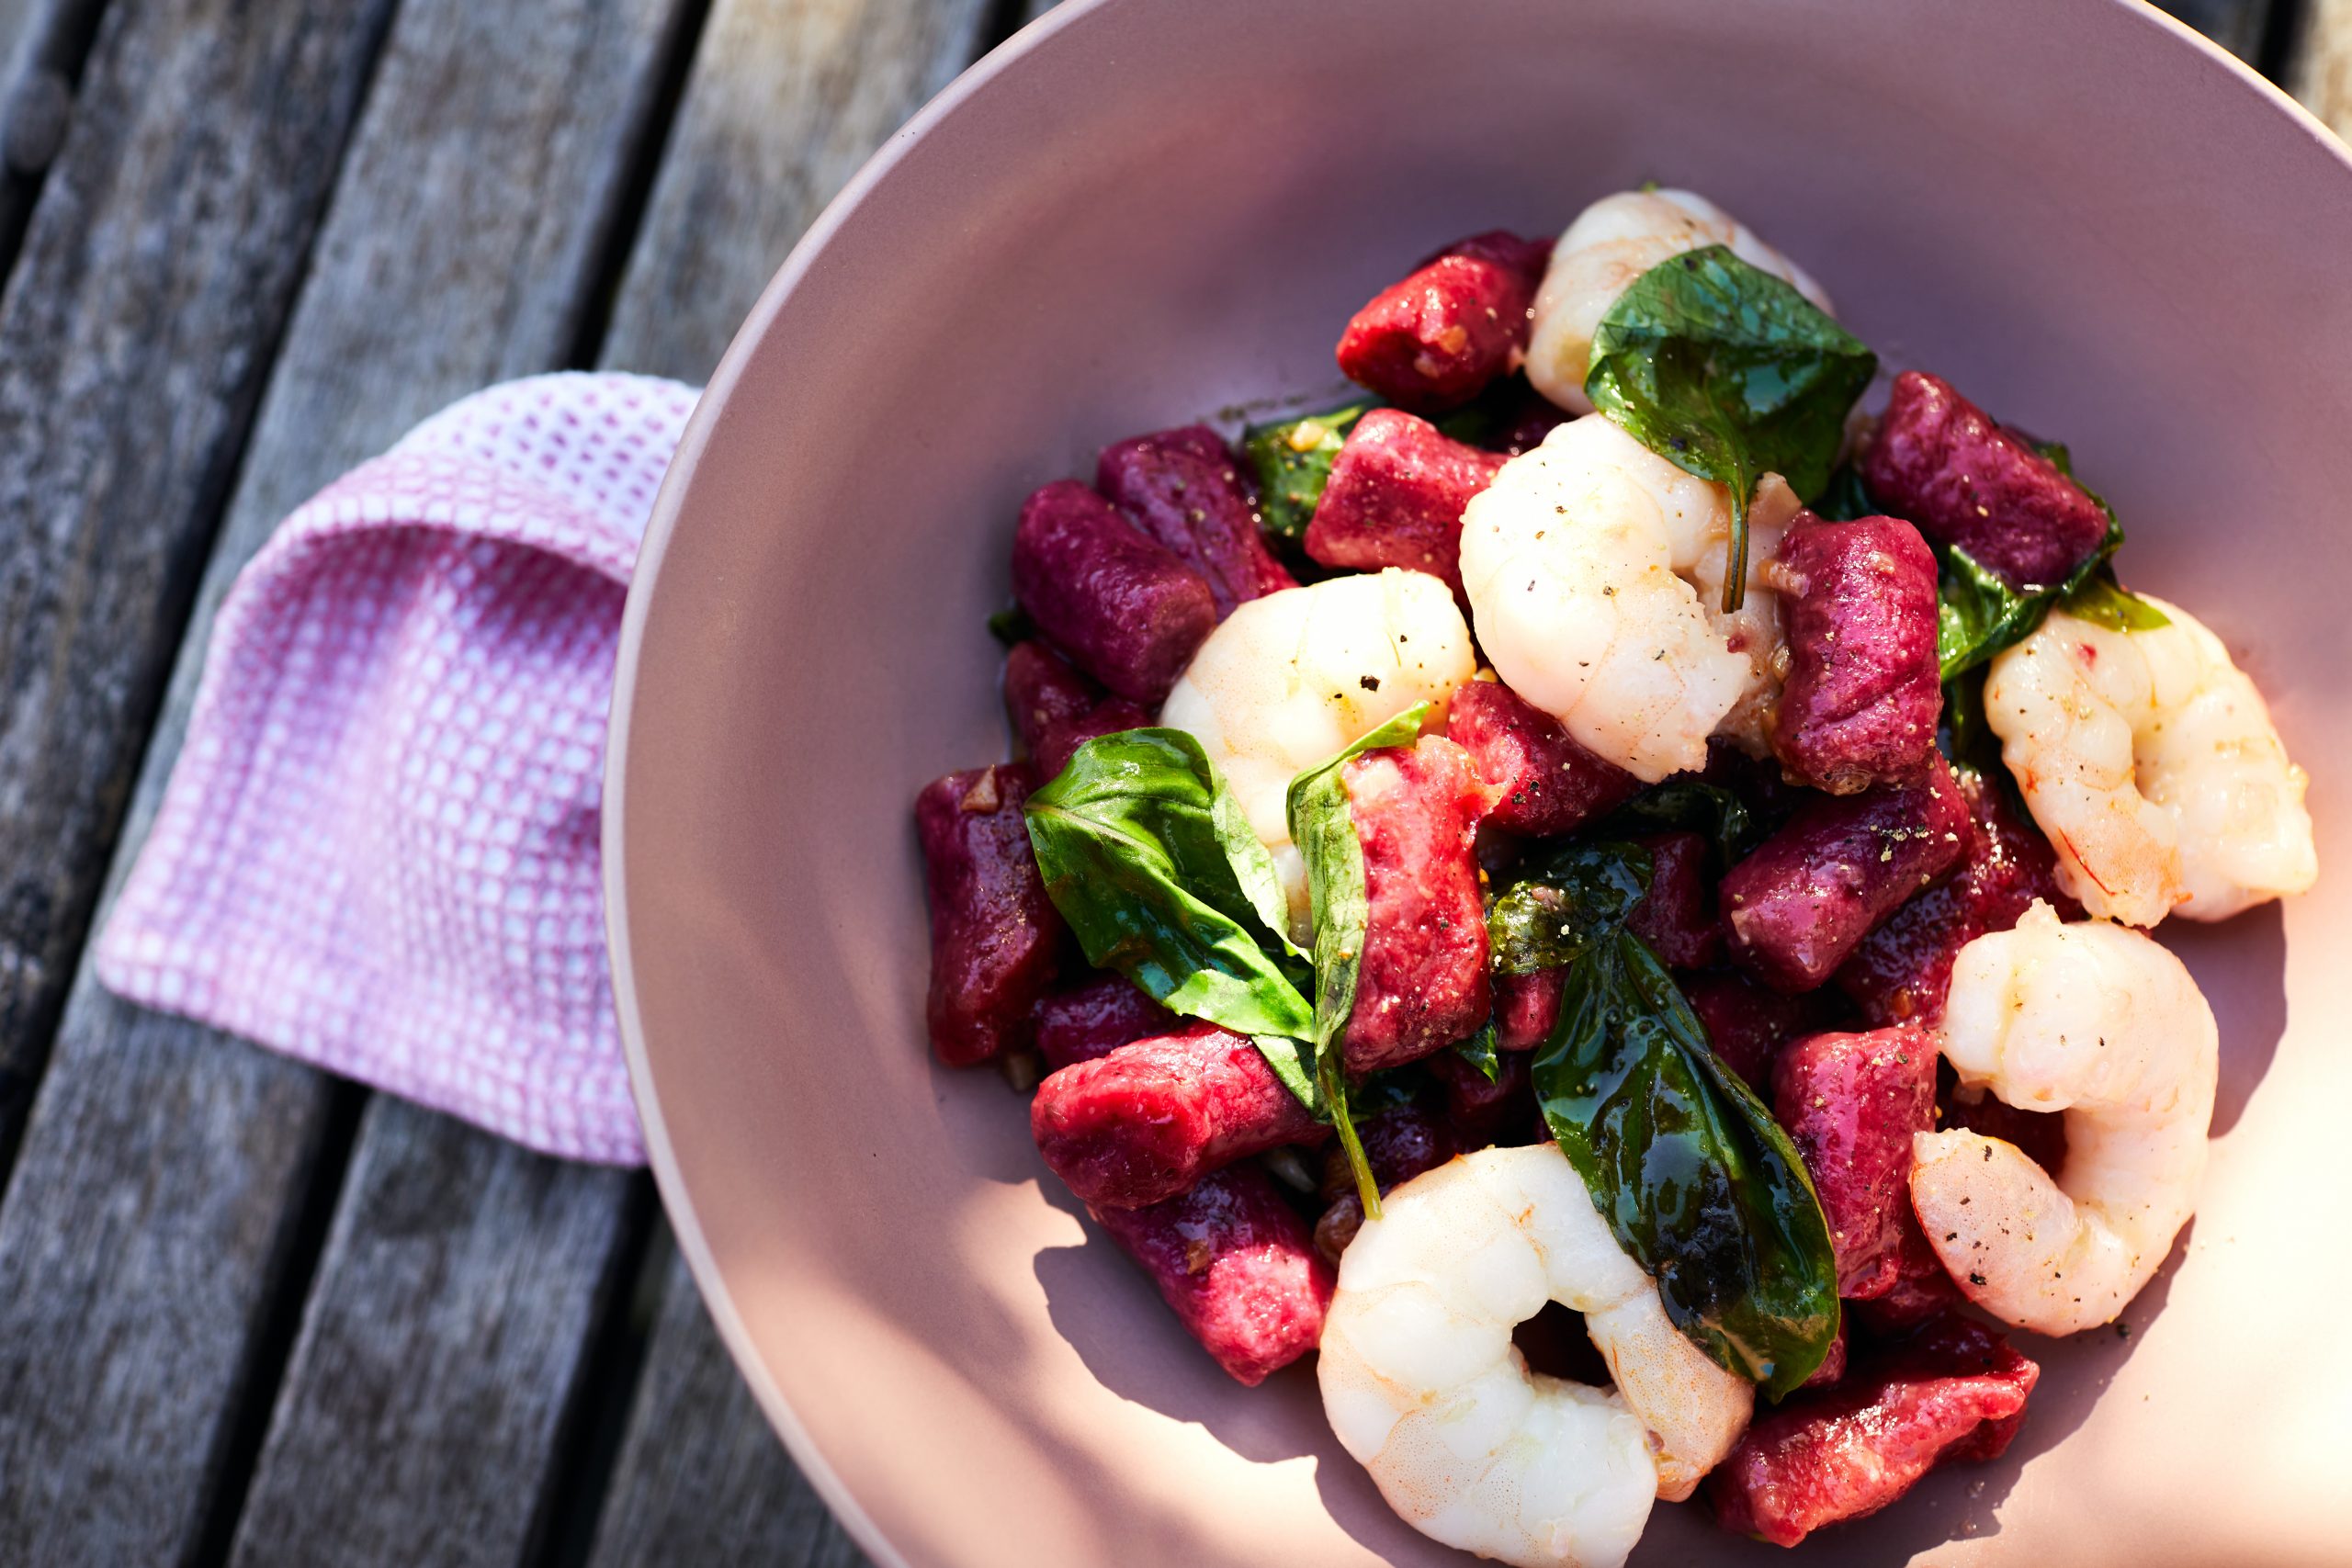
[906,180,2320,1562]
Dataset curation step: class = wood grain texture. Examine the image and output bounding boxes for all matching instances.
[0,0,400,1559]
[0,982,354,1565]
[589,1244,872,1568]
[2156,0,2278,60]
[229,1098,644,1568]
[2291,0,2352,137]
[0,0,116,276]
[0,0,690,1560]
[0,0,395,1172]
[601,0,996,381]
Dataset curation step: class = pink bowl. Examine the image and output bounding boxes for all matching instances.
[605,2,2352,1562]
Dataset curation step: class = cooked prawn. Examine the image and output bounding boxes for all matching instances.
[1524,189,1835,415]
[1317,1144,1753,1568]
[1458,414,1794,781]
[1984,597,2316,926]
[1911,900,2216,1337]
[1159,568,1475,926]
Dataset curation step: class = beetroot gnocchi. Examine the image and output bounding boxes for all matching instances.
[909,185,2312,1566]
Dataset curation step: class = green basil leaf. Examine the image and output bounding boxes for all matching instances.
[1810,461,1876,522]
[1487,840,1652,975]
[1243,400,1374,541]
[1351,1067,1427,1114]
[1933,540,2061,681]
[1249,1033,1328,1121]
[1454,1017,1502,1084]
[987,604,1037,647]
[1285,705,1432,1214]
[1584,244,1876,614]
[1933,436,2167,677]
[1936,669,2003,781]
[1035,729,1301,959]
[1505,838,1839,1398]
[1936,518,2166,680]
[1537,931,1840,1399]
[1597,780,1758,872]
[1024,729,1317,1052]
[2062,572,2171,633]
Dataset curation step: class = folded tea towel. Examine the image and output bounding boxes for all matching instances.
[95,372,702,1165]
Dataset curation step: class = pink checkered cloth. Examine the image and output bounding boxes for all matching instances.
[96,372,702,1165]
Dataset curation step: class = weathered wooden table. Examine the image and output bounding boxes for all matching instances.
[0,2,2335,1562]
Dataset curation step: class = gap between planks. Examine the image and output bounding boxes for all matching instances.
[0,2,1005,1568]
[2,0,2335,1563]
[0,0,685,1562]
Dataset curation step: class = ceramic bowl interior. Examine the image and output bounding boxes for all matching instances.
[606,1,2352,1562]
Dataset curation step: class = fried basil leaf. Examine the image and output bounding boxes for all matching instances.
[1243,400,1374,541]
[1286,705,1430,1214]
[1513,840,1840,1399]
[1597,779,1758,872]
[1023,729,1317,1092]
[1934,440,2167,678]
[1454,1017,1502,1084]
[986,604,1037,647]
[1584,245,1876,614]
[1487,840,1651,976]
[1934,516,2166,679]
[1810,460,1877,522]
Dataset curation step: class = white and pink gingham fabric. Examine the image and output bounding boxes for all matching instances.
[96,372,701,1165]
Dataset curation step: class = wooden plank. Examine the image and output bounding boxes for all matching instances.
[2157,0,2278,61]
[581,0,995,1559]
[0,0,114,276]
[0,0,402,1559]
[0,976,356,1566]
[601,0,996,383]
[229,1100,646,1568]
[225,0,1015,1560]
[2291,0,2352,137]
[0,0,694,1560]
[588,1244,871,1568]
[0,0,396,1168]
[237,0,1001,1559]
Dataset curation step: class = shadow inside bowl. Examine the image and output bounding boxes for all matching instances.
[2164,901,2288,1139]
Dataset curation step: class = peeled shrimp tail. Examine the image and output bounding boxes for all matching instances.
[1911,901,2217,1337]
[1985,597,2315,927]
[1318,1145,1754,1568]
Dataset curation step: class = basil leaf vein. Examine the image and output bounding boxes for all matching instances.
[1510,840,1840,1399]
[1023,729,1317,1064]
[1284,704,1430,1216]
[1595,779,1758,873]
[1584,244,1876,615]
[1453,1017,1502,1084]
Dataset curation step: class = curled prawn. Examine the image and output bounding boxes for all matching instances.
[1159,568,1476,923]
[1984,597,2317,927]
[1524,189,1835,416]
[1911,901,2216,1337]
[1317,1144,1754,1568]
[1458,414,1797,782]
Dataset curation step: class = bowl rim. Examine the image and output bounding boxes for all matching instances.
[600,4,2352,1564]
